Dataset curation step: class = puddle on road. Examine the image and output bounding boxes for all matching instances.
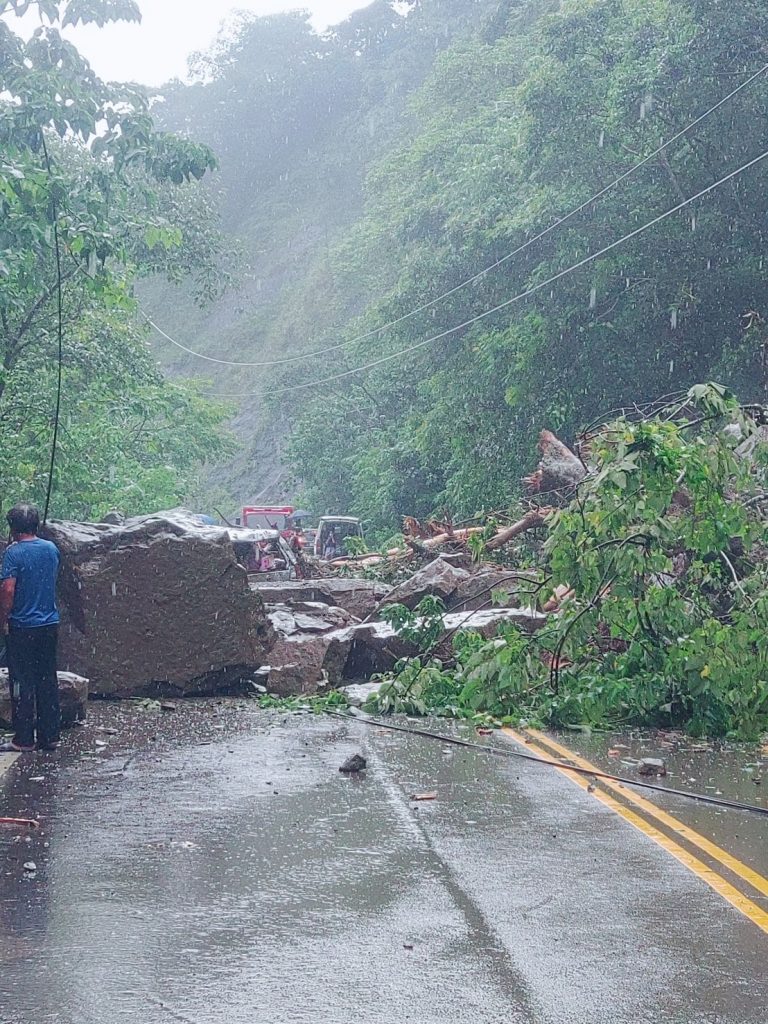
[0,702,516,1024]
[545,728,768,876]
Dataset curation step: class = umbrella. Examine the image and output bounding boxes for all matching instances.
[291,510,312,520]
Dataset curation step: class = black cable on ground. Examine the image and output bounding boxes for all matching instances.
[325,710,768,818]
[41,136,64,524]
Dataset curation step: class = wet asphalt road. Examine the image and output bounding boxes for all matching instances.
[1,702,767,1024]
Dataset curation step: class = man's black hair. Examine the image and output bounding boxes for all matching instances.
[7,504,41,536]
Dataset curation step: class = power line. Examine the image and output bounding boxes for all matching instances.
[41,136,64,525]
[206,147,768,399]
[147,62,768,370]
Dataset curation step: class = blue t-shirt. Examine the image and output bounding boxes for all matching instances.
[1,539,60,628]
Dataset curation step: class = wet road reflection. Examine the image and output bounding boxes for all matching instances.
[1,702,766,1023]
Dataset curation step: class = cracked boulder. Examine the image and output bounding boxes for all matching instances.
[379,557,471,610]
[42,510,274,698]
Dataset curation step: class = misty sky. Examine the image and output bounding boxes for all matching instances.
[4,0,372,86]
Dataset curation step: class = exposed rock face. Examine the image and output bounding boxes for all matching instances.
[0,669,88,729]
[450,569,525,611]
[42,510,274,697]
[265,633,352,696]
[251,578,391,620]
[380,557,471,610]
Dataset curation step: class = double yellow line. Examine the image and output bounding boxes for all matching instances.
[503,727,768,935]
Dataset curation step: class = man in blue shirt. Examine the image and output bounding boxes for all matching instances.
[0,504,61,753]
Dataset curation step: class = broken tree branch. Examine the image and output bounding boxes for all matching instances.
[484,509,552,551]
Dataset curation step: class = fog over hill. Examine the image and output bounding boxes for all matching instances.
[148,0,768,530]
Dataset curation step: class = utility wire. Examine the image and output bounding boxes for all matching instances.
[146,62,768,370]
[326,711,768,818]
[41,136,64,524]
[209,147,768,398]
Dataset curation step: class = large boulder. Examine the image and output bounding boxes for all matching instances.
[265,632,352,696]
[0,669,88,729]
[450,569,529,611]
[42,510,274,697]
[380,557,471,610]
[251,578,391,620]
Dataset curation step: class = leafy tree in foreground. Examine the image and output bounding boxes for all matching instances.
[0,0,234,517]
[367,384,768,738]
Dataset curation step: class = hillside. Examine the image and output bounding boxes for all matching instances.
[148,0,503,506]
[150,0,768,533]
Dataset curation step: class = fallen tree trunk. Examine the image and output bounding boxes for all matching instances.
[484,509,552,551]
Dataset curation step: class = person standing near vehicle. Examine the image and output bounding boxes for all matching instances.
[323,529,339,560]
[0,504,61,753]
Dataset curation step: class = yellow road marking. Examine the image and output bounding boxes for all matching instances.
[525,728,768,901]
[502,728,768,935]
[0,751,20,779]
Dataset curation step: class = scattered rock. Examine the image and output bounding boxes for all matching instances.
[339,753,367,773]
[43,509,274,697]
[23,861,36,873]
[252,579,391,620]
[381,557,470,610]
[160,702,178,712]
[637,758,667,777]
[0,669,87,730]
[450,569,524,611]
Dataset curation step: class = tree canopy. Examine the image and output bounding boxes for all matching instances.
[1,0,235,518]
[151,0,768,538]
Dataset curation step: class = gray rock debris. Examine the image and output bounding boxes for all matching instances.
[380,557,470,610]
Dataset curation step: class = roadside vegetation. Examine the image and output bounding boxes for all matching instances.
[1,0,235,519]
[365,385,768,739]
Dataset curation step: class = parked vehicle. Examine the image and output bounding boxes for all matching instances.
[226,527,298,578]
[314,516,364,559]
[237,505,315,550]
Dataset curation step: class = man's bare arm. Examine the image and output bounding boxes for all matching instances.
[0,578,15,633]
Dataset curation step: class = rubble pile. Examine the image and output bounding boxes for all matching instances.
[253,552,548,696]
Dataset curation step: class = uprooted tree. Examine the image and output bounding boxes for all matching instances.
[366,384,768,739]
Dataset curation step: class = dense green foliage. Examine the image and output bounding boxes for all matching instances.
[150,0,768,534]
[1,0,235,518]
[282,0,768,534]
[366,386,768,737]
